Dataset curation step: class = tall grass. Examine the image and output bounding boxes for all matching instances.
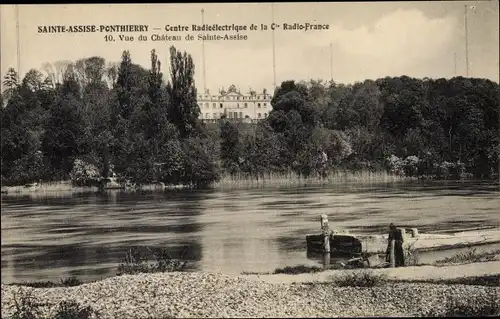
[9,288,97,319]
[1,180,97,195]
[404,241,421,266]
[331,270,388,287]
[273,265,323,274]
[1,169,407,195]
[435,248,500,265]
[214,170,407,190]
[117,247,188,276]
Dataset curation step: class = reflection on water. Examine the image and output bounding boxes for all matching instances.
[1,181,499,284]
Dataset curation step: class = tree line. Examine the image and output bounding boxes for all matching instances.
[1,46,498,187]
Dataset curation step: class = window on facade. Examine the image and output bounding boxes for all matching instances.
[258,113,261,118]
[213,103,216,108]
[228,112,232,118]
[237,103,240,108]
[237,96,240,100]
[263,103,267,107]
[244,103,248,108]
[257,103,261,108]
[264,113,267,117]
[239,112,243,118]
[220,103,223,108]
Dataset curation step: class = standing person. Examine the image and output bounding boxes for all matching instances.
[386,223,405,267]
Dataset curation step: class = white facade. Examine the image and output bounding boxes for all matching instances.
[197,84,272,123]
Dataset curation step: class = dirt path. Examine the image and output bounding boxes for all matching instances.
[242,261,500,284]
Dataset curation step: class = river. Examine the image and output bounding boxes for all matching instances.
[1,180,499,284]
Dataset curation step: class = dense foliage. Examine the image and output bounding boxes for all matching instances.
[1,47,498,187]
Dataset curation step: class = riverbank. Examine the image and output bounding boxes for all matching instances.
[0,181,97,195]
[2,265,499,319]
[243,260,500,284]
[0,171,409,196]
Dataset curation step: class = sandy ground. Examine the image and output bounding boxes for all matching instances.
[243,260,500,284]
[3,270,499,319]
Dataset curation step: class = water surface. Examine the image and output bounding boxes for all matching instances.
[1,180,499,283]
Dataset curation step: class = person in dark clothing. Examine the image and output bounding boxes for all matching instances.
[386,223,405,267]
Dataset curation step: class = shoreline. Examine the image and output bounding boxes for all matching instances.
[1,177,497,197]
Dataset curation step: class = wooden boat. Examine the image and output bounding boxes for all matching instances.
[306,234,363,256]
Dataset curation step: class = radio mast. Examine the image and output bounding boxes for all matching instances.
[16,4,21,83]
[272,3,276,89]
[201,9,207,93]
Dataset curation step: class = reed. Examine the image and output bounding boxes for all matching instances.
[1,170,407,195]
[213,170,407,190]
[1,180,97,195]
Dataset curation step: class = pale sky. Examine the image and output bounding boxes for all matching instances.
[1,1,498,94]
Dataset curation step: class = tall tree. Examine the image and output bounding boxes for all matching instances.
[42,68,88,179]
[165,46,200,137]
[2,68,19,101]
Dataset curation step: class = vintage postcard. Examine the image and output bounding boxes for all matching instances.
[1,2,499,318]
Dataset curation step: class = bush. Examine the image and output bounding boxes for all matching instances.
[435,248,500,265]
[9,277,83,288]
[53,300,96,319]
[180,137,220,188]
[404,242,420,266]
[331,270,387,287]
[117,247,188,276]
[386,155,404,176]
[273,265,323,274]
[60,277,83,287]
[69,159,101,187]
[422,293,500,317]
[10,289,41,319]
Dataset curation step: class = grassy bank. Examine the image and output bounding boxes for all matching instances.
[1,170,408,196]
[1,181,97,195]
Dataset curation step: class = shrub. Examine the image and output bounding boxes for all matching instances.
[422,293,500,317]
[180,137,220,188]
[435,248,500,265]
[60,276,83,287]
[53,300,96,319]
[9,277,83,288]
[10,289,41,319]
[117,247,188,276]
[386,155,405,176]
[331,270,387,287]
[404,242,420,266]
[403,155,420,177]
[273,265,323,274]
[69,159,101,187]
